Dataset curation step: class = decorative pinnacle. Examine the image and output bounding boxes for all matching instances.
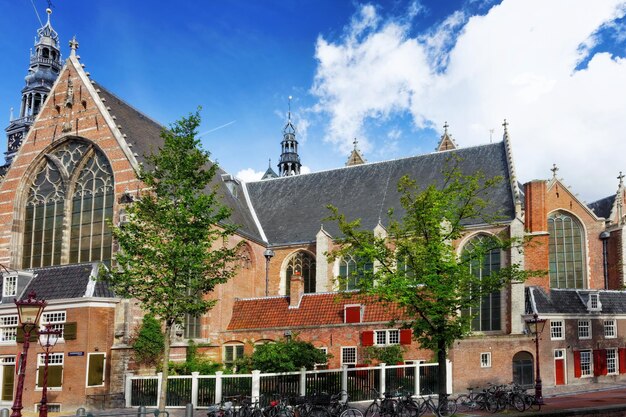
[618,171,625,187]
[502,119,509,134]
[551,163,559,178]
[46,8,52,23]
[69,36,79,56]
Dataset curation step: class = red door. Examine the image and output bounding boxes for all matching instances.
[555,350,566,385]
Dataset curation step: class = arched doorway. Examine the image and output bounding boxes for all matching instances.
[512,351,534,388]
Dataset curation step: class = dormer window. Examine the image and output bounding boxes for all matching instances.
[587,293,601,312]
[2,275,17,298]
[344,304,363,323]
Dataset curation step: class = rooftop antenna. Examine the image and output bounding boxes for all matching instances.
[29,0,44,27]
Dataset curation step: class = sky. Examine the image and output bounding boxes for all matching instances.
[0,0,625,203]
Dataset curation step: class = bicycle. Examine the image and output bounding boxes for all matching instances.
[365,388,400,417]
[417,393,456,417]
[455,387,487,413]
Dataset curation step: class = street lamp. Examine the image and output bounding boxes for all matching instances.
[525,313,547,405]
[38,323,61,417]
[263,248,275,297]
[12,291,47,417]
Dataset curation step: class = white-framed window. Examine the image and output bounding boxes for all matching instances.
[41,311,66,340]
[554,349,564,359]
[607,348,618,375]
[0,315,18,343]
[604,319,616,338]
[588,293,601,311]
[2,275,17,297]
[550,320,564,340]
[37,352,63,389]
[374,329,400,346]
[580,350,592,377]
[341,346,357,367]
[480,352,491,368]
[223,344,244,367]
[86,353,106,387]
[35,404,61,413]
[578,319,591,339]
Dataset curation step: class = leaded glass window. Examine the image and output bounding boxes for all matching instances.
[22,139,114,268]
[285,251,316,296]
[338,255,373,291]
[548,211,586,288]
[462,234,502,332]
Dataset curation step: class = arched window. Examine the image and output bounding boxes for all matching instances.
[22,139,114,268]
[548,211,586,288]
[338,255,373,291]
[285,251,316,295]
[462,234,501,332]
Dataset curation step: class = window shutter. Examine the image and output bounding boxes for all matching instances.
[600,349,608,376]
[574,350,581,378]
[593,350,602,376]
[64,322,77,340]
[345,306,361,324]
[400,329,412,345]
[87,353,106,387]
[362,331,374,346]
[619,348,626,374]
[16,327,38,343]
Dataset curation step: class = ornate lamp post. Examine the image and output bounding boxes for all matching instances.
[12,291,46,417]
[525,313,547,405]
[38,323,61,417]
[263,248,275,297]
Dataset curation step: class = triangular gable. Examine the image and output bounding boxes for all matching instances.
[546,178,602,222]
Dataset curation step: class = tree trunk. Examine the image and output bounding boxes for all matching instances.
[437,339,447,398]
[158,322,173,412]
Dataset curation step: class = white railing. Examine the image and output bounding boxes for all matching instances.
[126,361,451,409]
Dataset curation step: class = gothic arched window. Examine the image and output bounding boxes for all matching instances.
[285,251,316,295]
[22,139,114,269]
[548,211,586,289]
[338,255,373,291]
[462,234,501,332]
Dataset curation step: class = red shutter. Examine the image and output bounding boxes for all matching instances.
[600,349,608,376]
[619,348,626,374]
[345,306,361,323]
[362,330,374,346]
[574,350,581,378]
[593,350,602,376]
[400,329,412,345]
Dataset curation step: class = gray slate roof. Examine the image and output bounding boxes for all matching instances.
[588,195,615,219]
[246,142,516,245]
[528,286,626,315]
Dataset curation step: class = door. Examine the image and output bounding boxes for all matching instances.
[0,356,15,404]
[512,351,534,388]
[554,349,566,385]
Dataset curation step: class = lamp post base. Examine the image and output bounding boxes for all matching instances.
[535,378,544,405]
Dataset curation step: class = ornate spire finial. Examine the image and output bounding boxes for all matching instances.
[551,163,559,178]
[353,137,358,150]
[618,171,625,187]
[288,95,292,121]
[443,121,449,134]
[46,7,52,23]
[69,36,79,56]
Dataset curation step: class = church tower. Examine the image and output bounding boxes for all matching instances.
[4,8,61,168]
[278,97,301,176]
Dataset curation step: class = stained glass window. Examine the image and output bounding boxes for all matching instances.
[548,211,586,288]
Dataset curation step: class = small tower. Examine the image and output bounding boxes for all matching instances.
[278,96,302,176]
[4,8,62,166]
[345,138,366,166]
[435,122,457,152]
[261,158,278,180]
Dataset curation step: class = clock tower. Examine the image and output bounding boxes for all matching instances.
[3,8,61,170]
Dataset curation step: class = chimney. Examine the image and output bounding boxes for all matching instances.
[289,272,304,308]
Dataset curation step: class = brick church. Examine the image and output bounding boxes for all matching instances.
[0,10,624,411]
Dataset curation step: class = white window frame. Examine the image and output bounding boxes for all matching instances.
[41,311,66,341]
[550,320,564,340]
[607,348,618,375]
[341,346,357,367]
[374,329,400,346]
[36,352,64,390]
[480,352,491,368]
[223,344,244,366]
[85,352,106,387]
[2,275,17,297]
[580,350,592,377]
[604,319,616,339]
[0,315,18,344]
[578,319,591,340]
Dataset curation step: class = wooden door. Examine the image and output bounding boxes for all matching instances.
[554,349,566,385]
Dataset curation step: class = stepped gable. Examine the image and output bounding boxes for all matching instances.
[95,84,262,242]
[21,263,113,300]
[228,293,405,330]
[529,286,626,315]
[588,195,615,219]
[246,142,515,245]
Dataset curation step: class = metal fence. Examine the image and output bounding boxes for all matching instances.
[127,361,450,409]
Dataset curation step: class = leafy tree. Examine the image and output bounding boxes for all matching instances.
[132,314,165,367]
[363,345,405,365]
[237,337,328,373]
[104,110,241,410]
[327,160,536,400]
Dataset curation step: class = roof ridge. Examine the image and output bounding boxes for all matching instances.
[235,290,366,303]
[29,261,95,272]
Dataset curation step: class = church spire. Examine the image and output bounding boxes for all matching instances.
[346,138,366,166]
[278,96,302,176]
[4,8,62,167]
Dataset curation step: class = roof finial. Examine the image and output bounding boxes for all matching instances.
[618,171,625,187]
[288,95,292,121]
[69,36,79,56]
[46,7,52,24]
[268,158,272,169]
[353,137,358,150]
[551,163,559,178]
[502,118,509,134]
[443,121,449,135]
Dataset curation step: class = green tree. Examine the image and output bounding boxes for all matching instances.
[132,314,165,367]
[104,110,241,410]
[238,337,328,373]
[327,161,536,400]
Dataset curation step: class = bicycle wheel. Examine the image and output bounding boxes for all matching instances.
[436,399,456,417]
[339,409,364,417]
[308,406,331,417]
[511,394,526,412]
[398,402,419,417]
[365,403,380,417]
[454,395,470,413]
[484,395,499,414]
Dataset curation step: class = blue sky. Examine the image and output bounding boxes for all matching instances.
[0,0,625,202]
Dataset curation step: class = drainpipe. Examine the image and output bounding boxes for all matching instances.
[600,231,610,289]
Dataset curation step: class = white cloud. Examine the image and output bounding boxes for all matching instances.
[236,168,264,182]
[312,0,626,201]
